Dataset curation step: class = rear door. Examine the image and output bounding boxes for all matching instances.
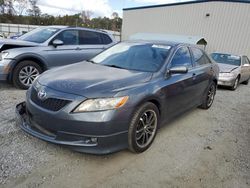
[163,46,198,119]
[77,30,111,60]
[189,47,214,103]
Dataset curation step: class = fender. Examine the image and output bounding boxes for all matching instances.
[7,53,48,81]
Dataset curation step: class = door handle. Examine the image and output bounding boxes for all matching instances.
[75,47,81,50]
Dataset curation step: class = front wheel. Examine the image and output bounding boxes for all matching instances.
[200,82,216,109]
[230,76,239,91]
[12,60,42,89]
[128,102,159,153]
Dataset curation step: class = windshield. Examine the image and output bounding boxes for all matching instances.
[19,27,60,43]
[92,42,171,72]
[211,53,241,66]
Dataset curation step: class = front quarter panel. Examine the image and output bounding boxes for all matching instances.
[4,46,49,70]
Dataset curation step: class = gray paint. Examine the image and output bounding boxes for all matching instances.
[16,41,219,154]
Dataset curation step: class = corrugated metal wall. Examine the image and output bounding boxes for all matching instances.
[122,1,250,57]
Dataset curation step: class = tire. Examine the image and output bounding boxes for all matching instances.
[128,102,159,153]
[242,77,249,85]
[230,76,240,90]
[12,60,42,89]
[199,82,216,109]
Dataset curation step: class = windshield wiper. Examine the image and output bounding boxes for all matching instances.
[104,64,126,69]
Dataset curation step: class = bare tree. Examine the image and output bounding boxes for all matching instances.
[13,0,29,15]
[81,10,93,25]
[0,0,5,14]
[111,12,119,19]
[28,0,40,17]
[4,0,15,15]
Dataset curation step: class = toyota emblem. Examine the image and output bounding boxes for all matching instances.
[38,88,47,100]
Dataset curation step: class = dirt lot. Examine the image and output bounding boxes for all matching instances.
[0,82,249,188]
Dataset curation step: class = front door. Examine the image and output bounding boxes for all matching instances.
[162,46,198,119]
[241,56,250,81]
[45,29,86,68]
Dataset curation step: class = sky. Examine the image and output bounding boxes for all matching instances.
[37,0,187,18]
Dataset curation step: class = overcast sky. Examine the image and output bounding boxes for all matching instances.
[37,0,186,18]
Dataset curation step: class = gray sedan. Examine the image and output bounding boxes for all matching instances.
[211,53,250,90]
[16,41,219,154]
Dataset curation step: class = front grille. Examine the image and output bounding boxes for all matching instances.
[30,87,71,111]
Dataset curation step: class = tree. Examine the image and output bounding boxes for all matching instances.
[0,7,123,32]
[27,0,40,24]
[5,0,15,15]
[79,10,93,27]
[111,12,122,31]
[111,12,118,19]
[0,0,5,14]
[13,0,29,15]
[28,0,40,17]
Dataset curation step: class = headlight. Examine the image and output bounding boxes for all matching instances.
[74,96,129,112]
[219,72,233,77]
[0,51,9,61]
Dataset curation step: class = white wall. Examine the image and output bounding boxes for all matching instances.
[122,1,250,57]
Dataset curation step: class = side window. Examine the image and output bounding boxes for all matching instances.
[191,47,211,66]
[102,34,112,44]
[243,56,250,65]
[170,47,192,68]
[54,30,79,45]
[79,30,103,45]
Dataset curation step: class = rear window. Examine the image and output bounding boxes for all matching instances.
[102,34,112,44]
[79,30,102,45]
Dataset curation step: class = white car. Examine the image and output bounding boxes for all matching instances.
[211,53,250,90]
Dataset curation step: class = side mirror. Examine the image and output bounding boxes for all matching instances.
[52,39,64,47]
[168,66,188,74]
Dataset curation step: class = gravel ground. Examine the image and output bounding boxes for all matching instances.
[0,82,249,188]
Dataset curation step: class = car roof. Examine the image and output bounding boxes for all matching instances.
[124,40,198,48]
[40,25,107,33]
[43,25,68,29]
[65,26,109,34]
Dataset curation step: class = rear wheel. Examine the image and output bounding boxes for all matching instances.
[13,60,42,89]
[200,82,216,109]
[230,76,239,90]
[128,102,159,153]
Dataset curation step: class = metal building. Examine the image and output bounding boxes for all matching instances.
[122,0,250,57]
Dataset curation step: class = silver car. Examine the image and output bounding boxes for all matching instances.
[211,53,250,90]
[0,26,116,89]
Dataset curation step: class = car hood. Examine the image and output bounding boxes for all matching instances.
[218,63,239,73]
[0,39,38,51]
[38,62,153,98]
